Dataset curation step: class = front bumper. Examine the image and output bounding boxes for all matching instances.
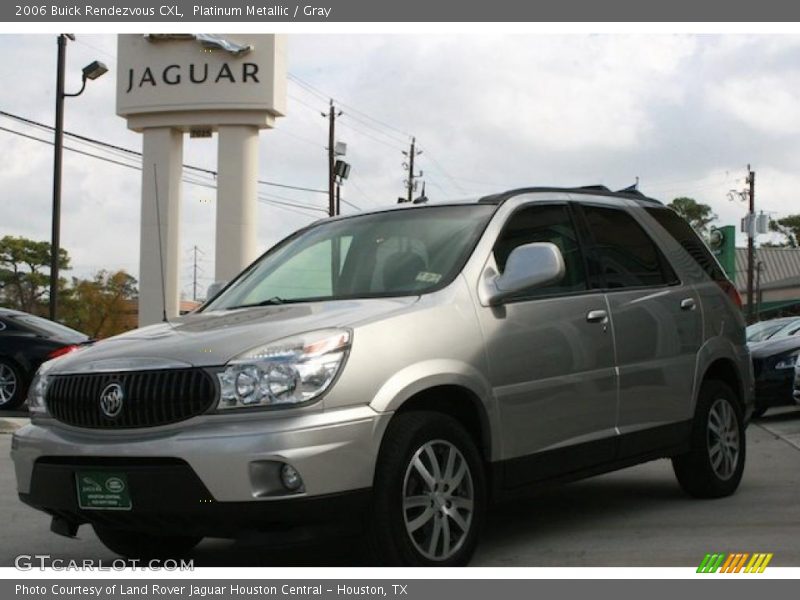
[18,458,372,539]
[754,368,796,409]
[11,406,390,534]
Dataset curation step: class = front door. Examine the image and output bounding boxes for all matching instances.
[475,203,618,487]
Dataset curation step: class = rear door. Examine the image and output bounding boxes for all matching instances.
[577,203,702,455]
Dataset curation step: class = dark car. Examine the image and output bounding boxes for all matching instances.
[0,308,88,410]
[749,331,800,417]
[746,317,798,343]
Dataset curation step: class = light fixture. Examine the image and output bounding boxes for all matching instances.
[82,60,108,81]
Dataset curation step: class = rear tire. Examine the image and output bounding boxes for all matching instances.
[93,526,201,560]
[672,380,745,498]
[366,411,486,566]
[0,359,25,410]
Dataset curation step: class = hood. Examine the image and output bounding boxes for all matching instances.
[50,297,418,374]
[748,335,800,360]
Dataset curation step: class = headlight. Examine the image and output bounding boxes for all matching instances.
[774,351,800,370]
[28,359,57,415]
[217,329,351,410]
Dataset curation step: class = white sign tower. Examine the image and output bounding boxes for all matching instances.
[116,34,286,326]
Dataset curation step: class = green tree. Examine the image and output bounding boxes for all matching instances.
[61,270,138,339]
[668,197,718,236]
[767,215,800,248]
[0,236,70,314]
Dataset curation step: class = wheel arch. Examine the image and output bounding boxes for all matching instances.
[369,359,496,460]
[391,384,492,461]
[700,357,744,410]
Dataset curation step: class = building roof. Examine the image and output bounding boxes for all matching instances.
[735,246,800,291]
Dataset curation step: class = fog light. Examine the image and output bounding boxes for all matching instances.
[280,463,303,491]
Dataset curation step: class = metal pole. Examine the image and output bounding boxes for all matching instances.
[192,245,198,302]
[407,137,416,203]
[755,261,762,320]
[327,101,335,217]
[747,166,755,322]
[49,34,67,321]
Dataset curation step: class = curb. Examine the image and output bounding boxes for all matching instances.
[0,418,29,434]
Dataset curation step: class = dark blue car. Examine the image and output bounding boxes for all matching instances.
[0,308,88,410]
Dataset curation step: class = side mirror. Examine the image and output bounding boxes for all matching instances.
[206,280,228,301]
[480,242,565,306]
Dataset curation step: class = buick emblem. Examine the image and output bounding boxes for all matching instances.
[99,383,124,418]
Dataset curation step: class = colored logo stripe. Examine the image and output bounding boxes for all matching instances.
[697,553,772,573]
[697,553,725,573]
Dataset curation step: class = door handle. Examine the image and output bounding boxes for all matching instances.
[680,298,696,311]
[586,309,608,323]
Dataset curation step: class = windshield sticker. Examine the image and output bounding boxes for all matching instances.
[416,271,442,284]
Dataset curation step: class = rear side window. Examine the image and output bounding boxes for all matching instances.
[581,205,677,289]
[645,207,726,282]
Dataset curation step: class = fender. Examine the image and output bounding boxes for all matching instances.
[693,335,753,414]
[369,359,500,459]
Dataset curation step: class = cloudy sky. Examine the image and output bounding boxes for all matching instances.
[1,33,799,298]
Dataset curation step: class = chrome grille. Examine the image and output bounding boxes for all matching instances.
[46,369,216,429]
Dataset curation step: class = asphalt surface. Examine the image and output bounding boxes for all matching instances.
[1,409,799,567]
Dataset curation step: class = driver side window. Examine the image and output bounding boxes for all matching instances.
[493,204,587,299]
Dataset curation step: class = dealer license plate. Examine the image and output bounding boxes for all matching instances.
[75,471,132,510]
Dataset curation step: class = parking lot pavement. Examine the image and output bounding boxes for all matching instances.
[1,410,799,568]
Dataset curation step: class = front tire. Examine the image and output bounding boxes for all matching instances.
[93,526,202,560]
[0,359,25,410]
[672,380,745,498]
[367,411,486,566]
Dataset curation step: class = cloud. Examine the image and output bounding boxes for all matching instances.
[2,33,800,289]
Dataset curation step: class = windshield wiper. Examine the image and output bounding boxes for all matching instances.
[226,296,287,310]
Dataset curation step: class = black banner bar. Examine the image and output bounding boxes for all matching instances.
[1,0,796,23]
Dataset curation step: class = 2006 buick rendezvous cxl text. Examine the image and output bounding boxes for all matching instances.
[11,186,753,566]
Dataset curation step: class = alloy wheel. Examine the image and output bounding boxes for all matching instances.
[0,363,17,406]
[402,439,474,562]
[707,397,740,481]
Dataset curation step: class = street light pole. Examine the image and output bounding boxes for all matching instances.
[49,34,70,321]
[48,35,107,322]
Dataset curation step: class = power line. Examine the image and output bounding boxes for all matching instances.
[288,73,413,140]
[337,117,407,152]
[0,125,141,171]
[418,148,468,196]
[0,125,328,219]
[339,197,361,212]
[289,83,409,148]
[0,110,329,195]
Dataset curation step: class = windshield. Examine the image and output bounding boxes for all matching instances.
[747,318,798,342]
[763,318,800,341]
[204,205,496,310]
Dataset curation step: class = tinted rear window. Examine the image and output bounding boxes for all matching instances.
[645,207,726,282]
[581,205,677,289]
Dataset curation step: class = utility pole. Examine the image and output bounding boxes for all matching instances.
[324,100,342,217]
[192,245,199,302]
[746,166,756,323]
[403,137,422,203]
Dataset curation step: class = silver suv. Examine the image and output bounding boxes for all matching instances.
[11,187,753,566]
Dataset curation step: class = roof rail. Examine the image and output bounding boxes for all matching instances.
[478,186,663,206]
